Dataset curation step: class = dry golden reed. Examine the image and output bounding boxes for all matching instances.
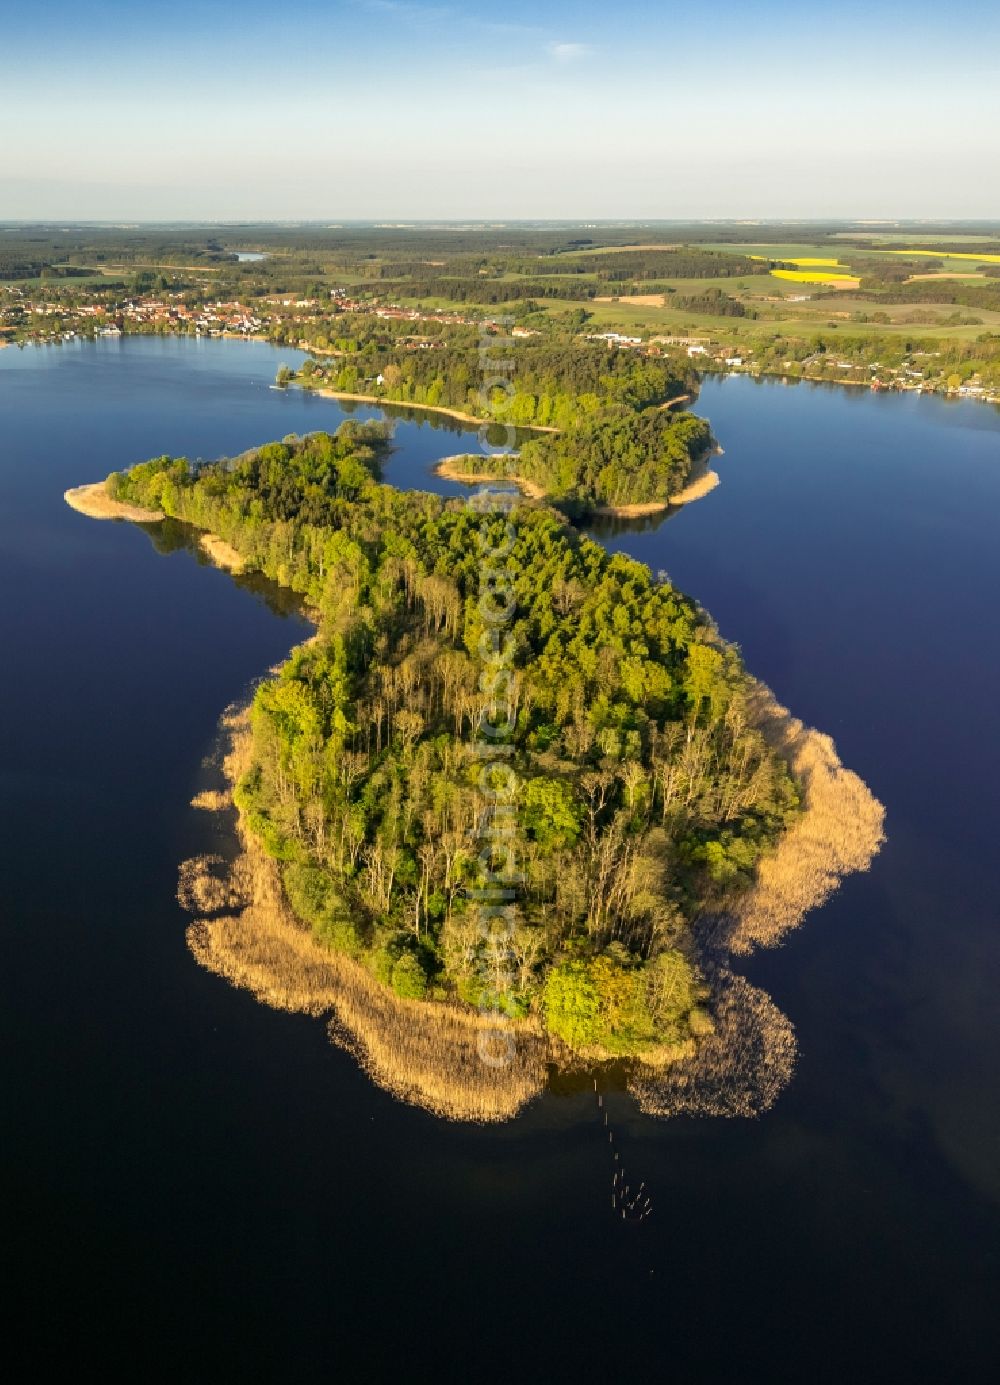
[199,533,245,572]
[715,683,886,955]
[629,970,797,1118]
[668,467,720,507]
[177,854,251,914]
[63,482,164,523]
[631,683,884,1118]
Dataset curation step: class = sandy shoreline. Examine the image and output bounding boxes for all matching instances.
[312,386,559,432]
[669,468,721,505]
[593,466,720,516]
[434,455,548,500]
[66,482,247,577]
[593,445,726,517]
[64,482,164,523]
[200,533,245,572]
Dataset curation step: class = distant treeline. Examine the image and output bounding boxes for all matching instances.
[548,250,771,282]
[0,230,234,280]
[377,277,600,303]
[350,249,771,305]
[846,280,1000,313]
[669,288,757,318]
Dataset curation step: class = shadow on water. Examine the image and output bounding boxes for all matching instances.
[585,505,682,541]
[141,517,308,620]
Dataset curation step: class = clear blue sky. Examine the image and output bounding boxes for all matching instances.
[2,0,998,219]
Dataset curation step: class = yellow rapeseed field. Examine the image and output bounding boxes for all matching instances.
[771,269,860,285]
[891,249,1000,264]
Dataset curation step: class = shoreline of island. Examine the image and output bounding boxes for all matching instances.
[64,482,165,523]
[304,384,561,432]
[434,445,723,515]
[64,482,244,572]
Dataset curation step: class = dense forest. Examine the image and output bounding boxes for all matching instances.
[543,248,771,281]
[372,278,599,303]
[832,277,1000,314]
[108,424,799,1059]
[668,288,757,318]
[520,408,711,509]
[288,337,696,432]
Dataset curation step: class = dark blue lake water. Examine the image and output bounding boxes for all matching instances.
[1,340,998,1382]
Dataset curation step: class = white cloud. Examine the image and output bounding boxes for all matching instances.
[548,41,591,63]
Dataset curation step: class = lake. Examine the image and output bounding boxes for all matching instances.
[1,339,998,1381]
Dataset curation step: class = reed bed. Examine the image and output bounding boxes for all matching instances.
[199,533,245,572]
[63,482,164,523]
[630,683,884,1118]
[629,970,797,1118]
[714,683,886,955]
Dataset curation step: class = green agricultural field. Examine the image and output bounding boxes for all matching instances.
[387,280,1000,345]
[600,274,804,299]
[700,241,850,259]
[521,294,1000,344]
[830,231,1000,246]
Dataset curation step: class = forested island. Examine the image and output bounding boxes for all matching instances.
[435,408,716,515]
[281,340,715,514]
[108,424,796,1052]
[82,400,884,1123]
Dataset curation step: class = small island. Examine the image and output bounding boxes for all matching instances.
[451,405,717,517]
[434,450,721,515]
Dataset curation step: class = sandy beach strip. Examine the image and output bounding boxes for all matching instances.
[200,533,245,572]
[310,386,559,432]
[434,455,548,500]
[64,482,164,523]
